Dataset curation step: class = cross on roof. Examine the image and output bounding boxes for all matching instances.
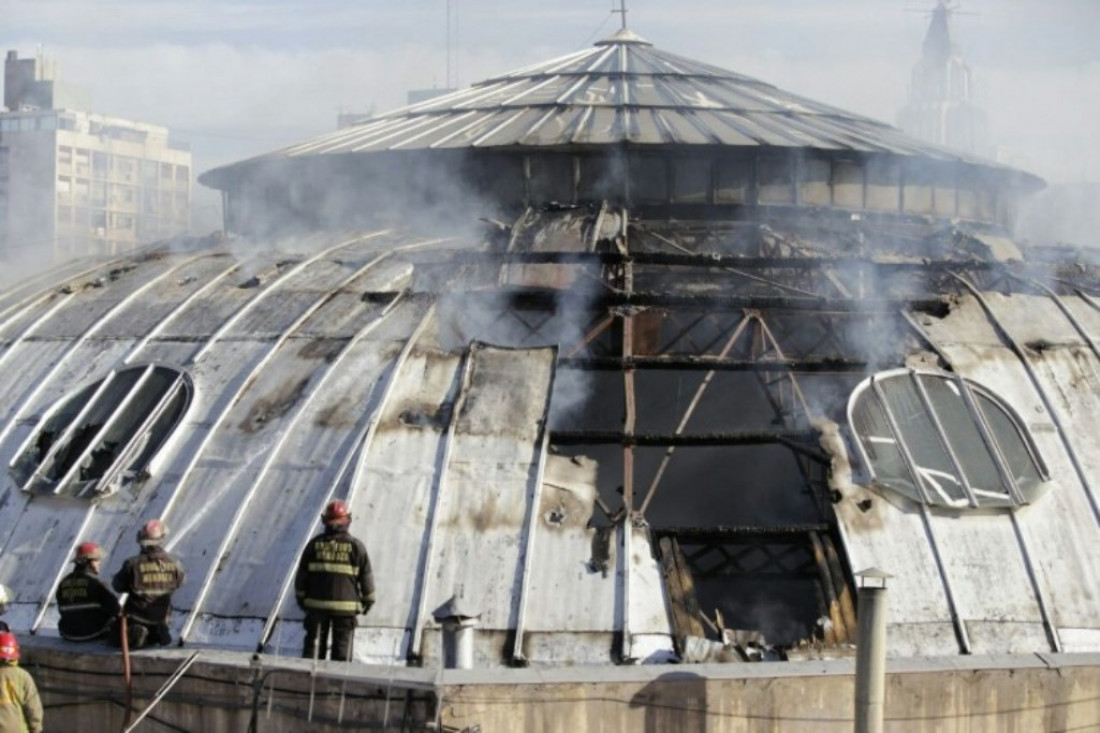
[612,0,628,31]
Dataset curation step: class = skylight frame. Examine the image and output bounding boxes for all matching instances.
[9,363,193,499]
[847,367,1049,510]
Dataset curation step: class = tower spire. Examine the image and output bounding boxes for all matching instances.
[897,1,989,156]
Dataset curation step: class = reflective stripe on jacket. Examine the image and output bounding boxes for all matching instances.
[295,529,374,617]
[112,546,185,624]
[56,568,120,641]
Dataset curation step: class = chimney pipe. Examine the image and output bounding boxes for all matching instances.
[432,593,480,670]
[854,568,891,733]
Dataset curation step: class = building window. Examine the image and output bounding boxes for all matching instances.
[847,368,1049,509]
[631,156,669,204]
[671,158,710,204]
[92,152,108,177]
[9,365,192,499]
[143,160,160,185]
[902,161,934,215]
[115,156,137,182]
[74,149,90,177]
[713,161,747,204]
[832,161,864,208]
[758,157,794,204]
[865,157,901,212]
[74,178,90,203]
[798,158,831,206]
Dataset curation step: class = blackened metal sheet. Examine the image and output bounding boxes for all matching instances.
[342,343,465,662]
[196,318,417,626]
[423,345,555,635]
[834,494,962,657]
[523,455,616,644]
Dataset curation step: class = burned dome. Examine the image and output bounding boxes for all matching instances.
[1,27,1098,711]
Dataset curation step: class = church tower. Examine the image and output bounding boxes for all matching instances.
[897,1,990,156]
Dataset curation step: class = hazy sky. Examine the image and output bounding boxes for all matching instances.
[4,0,1099,230]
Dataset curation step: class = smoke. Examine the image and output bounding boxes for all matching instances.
[1016,183,1100,248]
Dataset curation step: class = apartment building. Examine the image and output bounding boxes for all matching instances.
[0,50,191,260]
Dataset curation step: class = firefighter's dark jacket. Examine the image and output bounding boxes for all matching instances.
[112,546,185,625]
[57,566,120,641]
[295,527,375,615]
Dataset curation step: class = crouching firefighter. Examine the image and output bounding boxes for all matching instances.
[57,541,120,642]
[296,500,375,661]
[112,519,185,649]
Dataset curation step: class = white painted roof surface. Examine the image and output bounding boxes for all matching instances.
[0,232,673,666]
[839,292,1100,655]
[0,228,1097,667]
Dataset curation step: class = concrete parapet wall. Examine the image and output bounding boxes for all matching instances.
[23,638,435,732]
[18,638,1100,732]
[439,663,1100,732]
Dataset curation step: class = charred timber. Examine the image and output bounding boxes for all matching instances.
[421,250,1009,272]
[560,355,868,373]
[442,289,946,313]
[549,430,817,446]
[653,524,830,539]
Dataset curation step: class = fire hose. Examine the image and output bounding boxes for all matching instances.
[119,611,132,732]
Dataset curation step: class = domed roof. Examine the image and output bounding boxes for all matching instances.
[202,28,1004,188]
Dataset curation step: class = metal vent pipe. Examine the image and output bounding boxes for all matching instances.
[854,568,891,733]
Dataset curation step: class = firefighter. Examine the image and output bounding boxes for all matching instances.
[112,519,185,649]
[0,632,43,733]
[0,584,11,632]
[295,500,375,661]
[56,541,120,642]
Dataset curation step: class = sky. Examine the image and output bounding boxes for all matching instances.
[3,0,1099,233]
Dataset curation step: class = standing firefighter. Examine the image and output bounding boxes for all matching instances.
[57,541,120,642]
[0,632,43,733]
[296,500,375,661]
[112,519,185,649]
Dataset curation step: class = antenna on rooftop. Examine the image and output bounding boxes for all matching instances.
[446,0,459,89]
[612,0,628,30]
[903,1,978,20]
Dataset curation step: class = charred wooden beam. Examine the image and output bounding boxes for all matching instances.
[549,430,817,446]
[559,355,868,372]
[417,250,1007,272]
[440,288,945,313]
[653,524,830,539]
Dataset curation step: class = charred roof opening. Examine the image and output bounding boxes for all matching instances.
[10,364,192,499]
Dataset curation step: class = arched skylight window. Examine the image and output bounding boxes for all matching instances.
[847,368,1049,509]
[10,364,192,499]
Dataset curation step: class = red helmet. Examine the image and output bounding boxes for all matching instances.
[74,541,104,563]
[0,632,18,662]
[138,518,167,545]
[322,500,351,526]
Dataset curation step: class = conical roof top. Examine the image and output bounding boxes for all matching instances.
[204,28,1004,186]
